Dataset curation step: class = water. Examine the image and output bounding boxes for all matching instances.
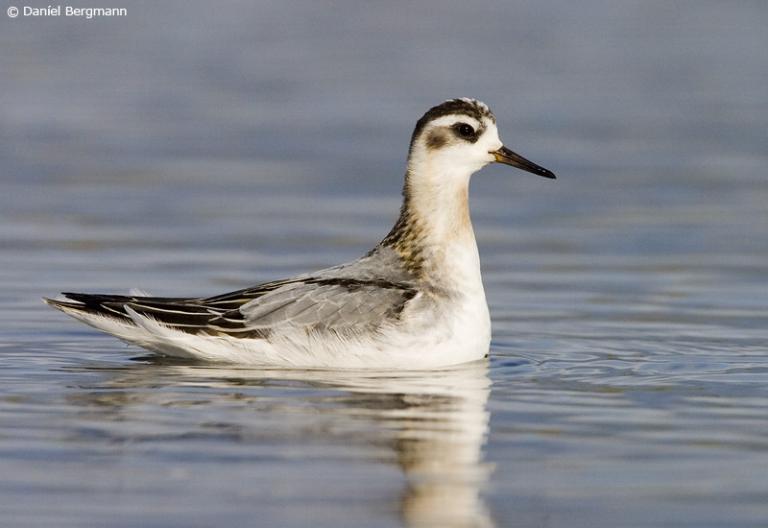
[1,1,768,526]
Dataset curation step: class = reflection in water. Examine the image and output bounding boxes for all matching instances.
[73,359,494,528]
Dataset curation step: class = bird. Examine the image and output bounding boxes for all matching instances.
[45,98,555,369]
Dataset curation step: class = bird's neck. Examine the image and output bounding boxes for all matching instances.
[379,157,482,290]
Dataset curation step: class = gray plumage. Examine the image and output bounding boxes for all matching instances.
[47,245,422,338]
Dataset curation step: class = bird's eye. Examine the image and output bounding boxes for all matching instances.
[455,123,475,139]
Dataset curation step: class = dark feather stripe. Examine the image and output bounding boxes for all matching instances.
[302,277,414,292]
[62,292,199,306]
[202,279,302,304]
[125,304,215,327]
[100,303,131,318]
[202,277,414,307]
[127,302,217,316]
[205,325,270,339]
[53,292,268,338]
[208,315,248,329]
[52,274,418,339]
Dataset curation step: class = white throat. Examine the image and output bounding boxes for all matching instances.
[397,151,489,295]
[404,152,476,245]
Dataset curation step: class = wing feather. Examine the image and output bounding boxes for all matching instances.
[52,277,418,339]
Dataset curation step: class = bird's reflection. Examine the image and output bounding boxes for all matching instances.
[72,357,494,527]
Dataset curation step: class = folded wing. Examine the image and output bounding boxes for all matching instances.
[48,277,419,339]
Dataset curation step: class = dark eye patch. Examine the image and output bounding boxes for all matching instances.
[426,130,448,150]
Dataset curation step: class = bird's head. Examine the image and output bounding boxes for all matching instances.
[407,98,555,182]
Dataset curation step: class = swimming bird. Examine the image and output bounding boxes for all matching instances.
[45,98,555,369]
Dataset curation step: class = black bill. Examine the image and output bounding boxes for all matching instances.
[492,146,556,179]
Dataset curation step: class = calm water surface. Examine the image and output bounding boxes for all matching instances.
[1,2,767,527]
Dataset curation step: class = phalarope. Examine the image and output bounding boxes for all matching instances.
[46,98,555,369]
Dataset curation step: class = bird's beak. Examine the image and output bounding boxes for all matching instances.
[492,146,556,179]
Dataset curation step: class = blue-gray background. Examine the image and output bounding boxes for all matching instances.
[1,2,767,527]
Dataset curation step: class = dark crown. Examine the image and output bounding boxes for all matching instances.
[409,98,495,149]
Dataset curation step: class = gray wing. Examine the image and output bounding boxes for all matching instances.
[204,247,421,336]
[234,278,418,334]
[48,247,421,338]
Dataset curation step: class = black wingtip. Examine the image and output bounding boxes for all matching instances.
[43,296,86,312]
[60,292,91,303]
